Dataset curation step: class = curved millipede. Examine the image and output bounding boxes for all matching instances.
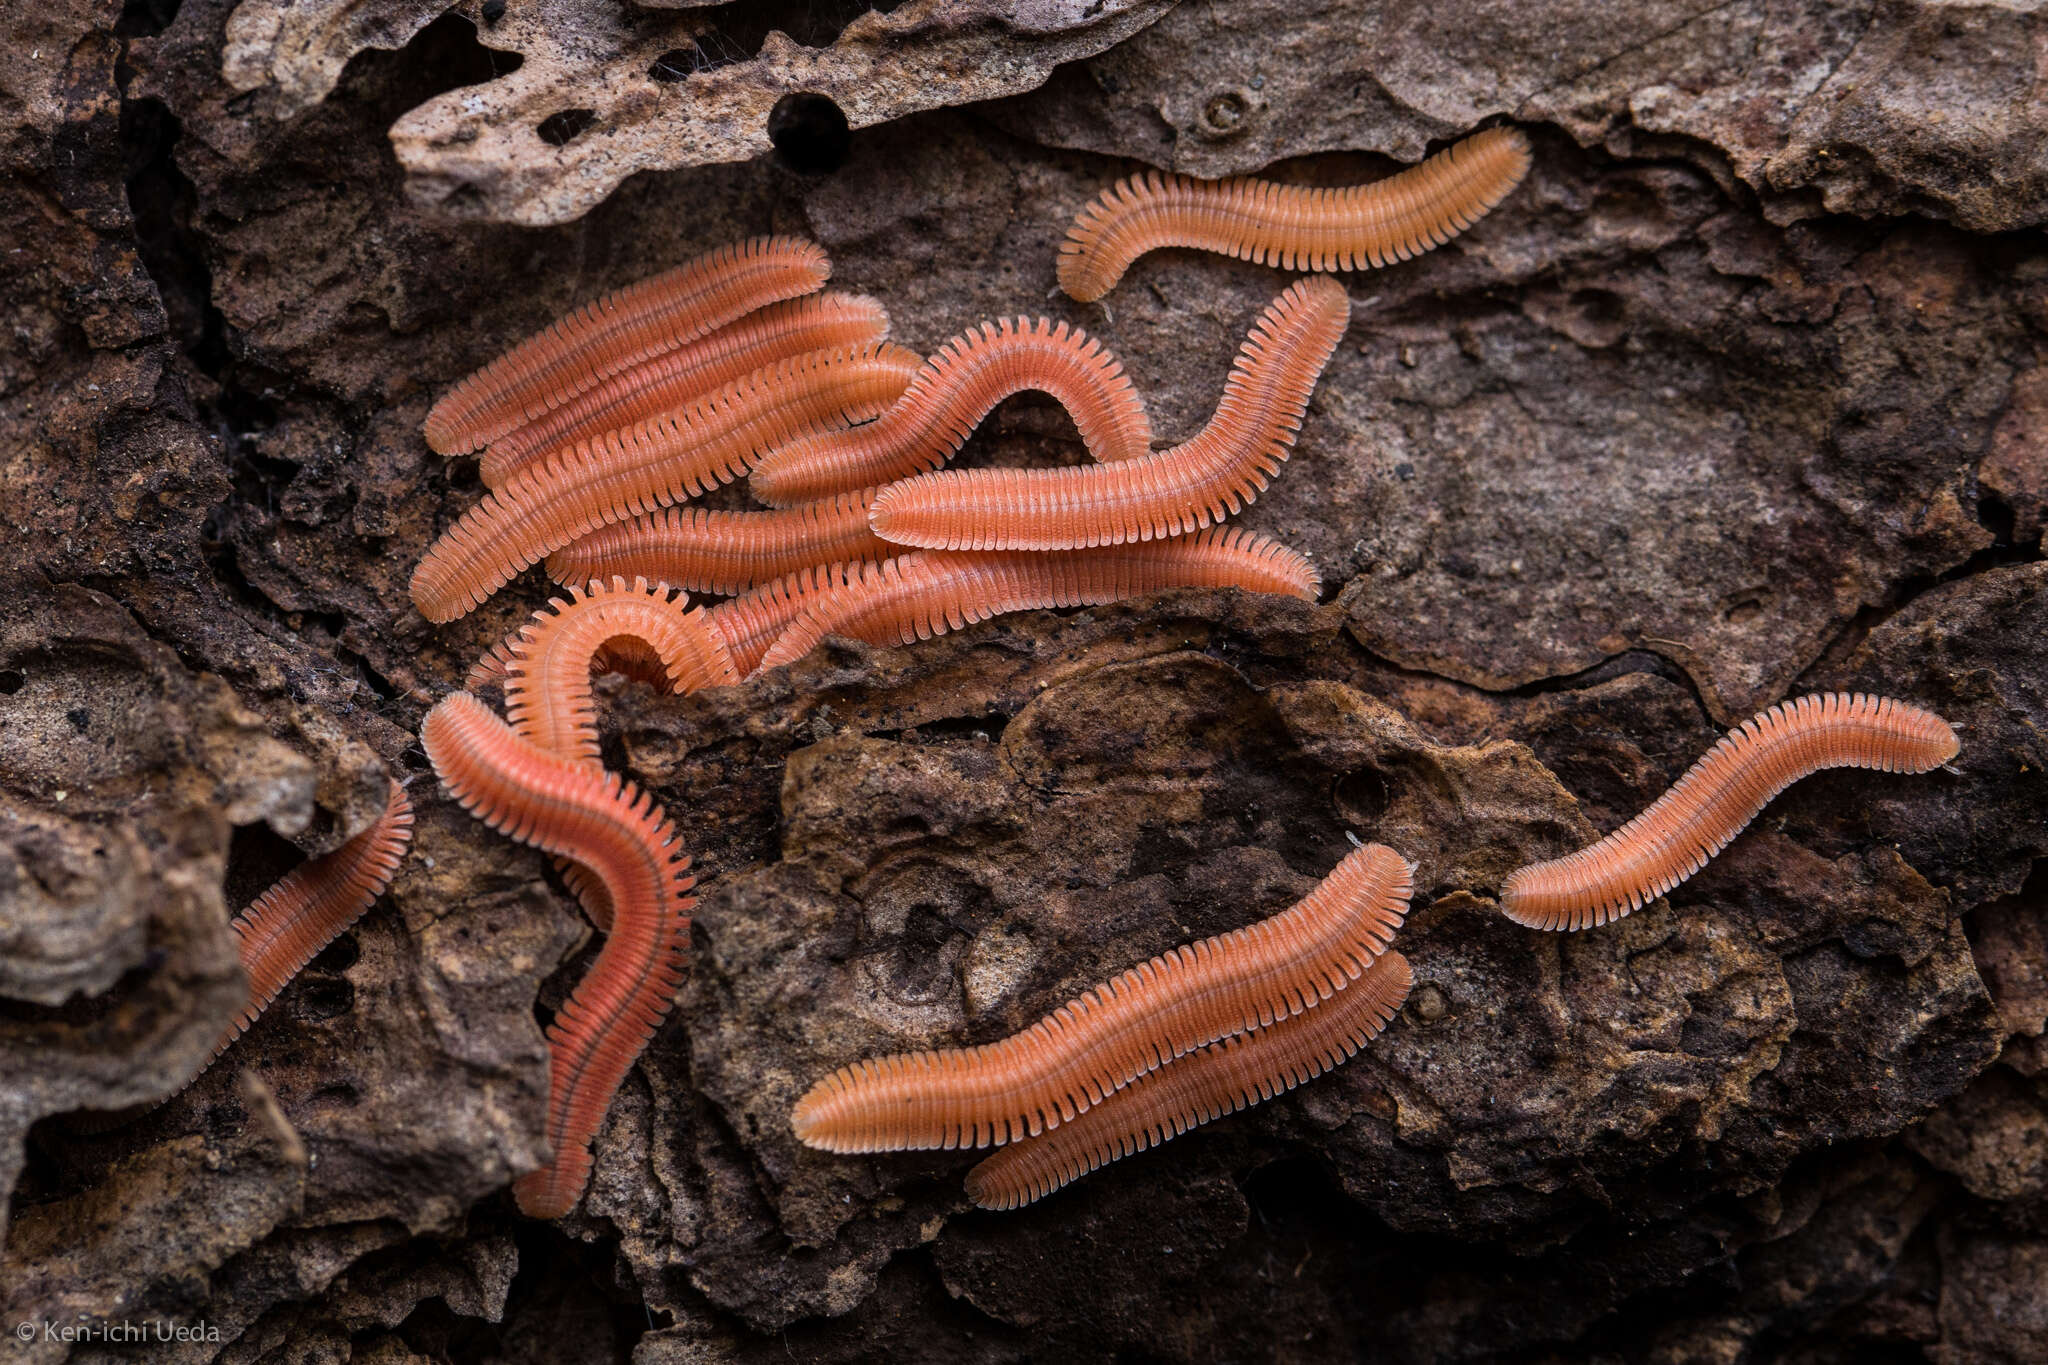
[497,576,739,767]
[1500,692,1960,933]
[468,621,679,694]
[467,630,673,696]
[755,528,1320,673]
[479,293,892,488]
[467,567,804,691]
[409,343,923,624]
[790,841,1412,1153]
[868,277,1349,551]
[216,777,414,1065]
[474,577,736,932]
[422,693,696,1220]
[965,950,1411,1210]
[424,236,831,455]
[546,489,893,598]
[746,316,1153,507]
[1057,126,1532,302]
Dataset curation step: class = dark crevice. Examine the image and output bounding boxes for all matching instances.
[1339,618,1718,723]
[1978,486,2024,547]
[114,0,180,38]
[677,0,911,71]
[223,819,306,908]
[537,108,598,147]
[1499,645,1715,719]
[119,96,227,375]
[343,13,522,130]
[768,91,852,174]
[866,711,1012,745]
[1799,491,2044,684]
[334,643,401,711]
[193,533,308,662]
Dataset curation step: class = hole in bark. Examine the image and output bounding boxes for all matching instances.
[648,50,695,82]
[1563,288,1628,348]
[1332,767,1389,825]
[1200,91,1249,137]
[481,0,506,22]
[0,671,23,695]
[349,14,522,127]
[293,976,356,1021]
[537,109,598,146]
[768,92,851,174]
[115,0,181,37]
[310,933,361,973]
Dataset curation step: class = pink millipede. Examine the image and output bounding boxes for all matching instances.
[1057,127,1532,302]
[867,277,1349,551]
[1500,692,1960,932]
[745,315,1153,508]
[422,693,696,1219]
[545,489,893,598]
[495,576,739,768]
[409,343,922,623]
[790,841,1412,1154]
[964,950,1411,1210]
[753,528,1320,675]
[466,577,734,931]
[425,236,831,455]
[467,559,872,688]
[699,561,871,678]
[477,292,892,488]
[216,777,414,1066]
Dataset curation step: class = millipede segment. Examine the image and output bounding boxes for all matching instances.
[422,694,696,1220]
[547,490,892,598]
[746,316,1153,507]
[1500,692,1960,933]
[1057,126,1532,301]
[480,293,892,488]
[790,841,1412,1154]
[868,277,1349,551]
[965,950,1412,1209]
[410,343,923,623]
[699,561,871,677]
[755,528,1319,673]
[424,236,831,455]
[219,777,414,1065]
